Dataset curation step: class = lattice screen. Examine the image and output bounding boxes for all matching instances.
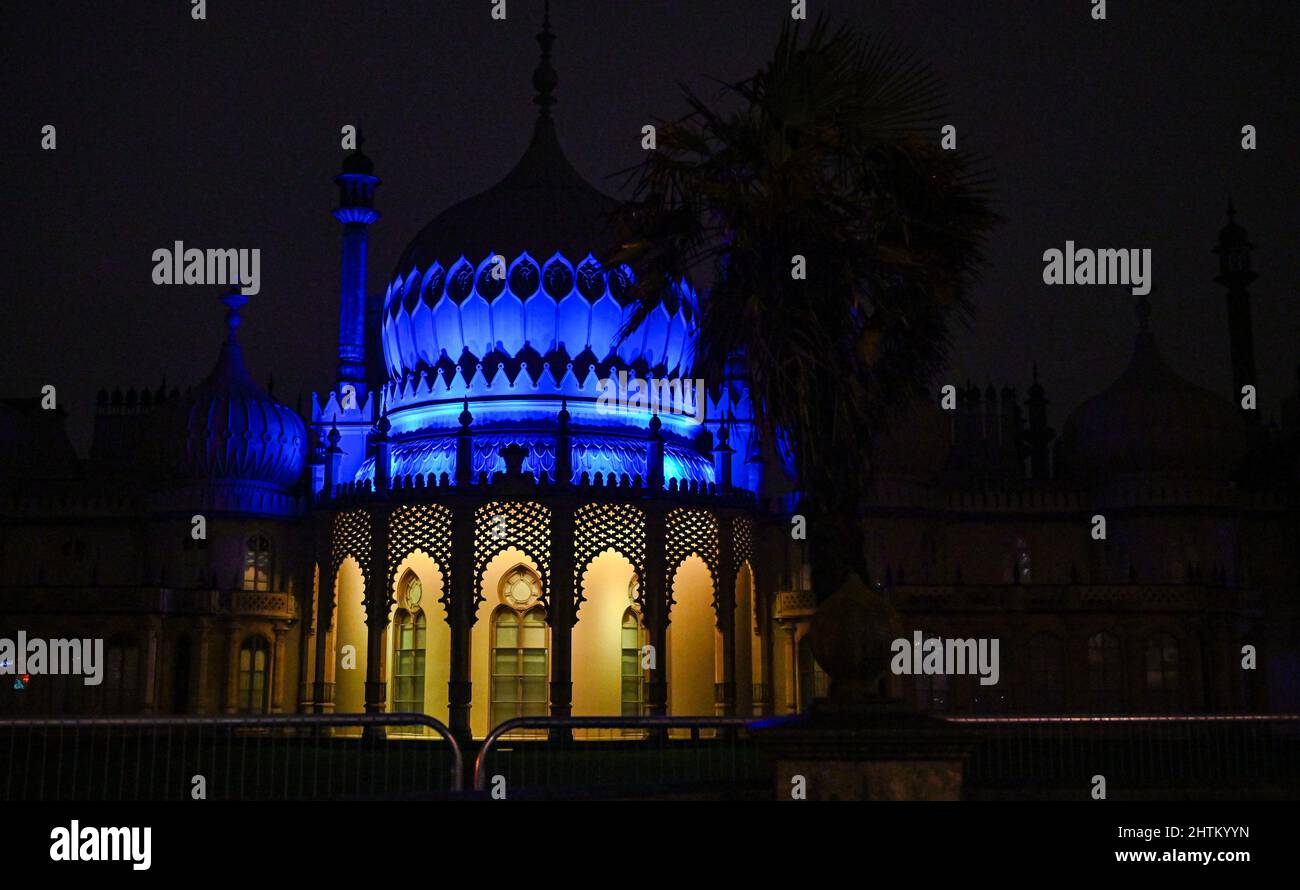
[331,508,372,584]
[665,507,719,592]
[573,502,646,619]
[474,501,552,611]
[387,503,454,613]
[733,514,754,570]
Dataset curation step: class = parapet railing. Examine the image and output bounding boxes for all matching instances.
[0,712,463,800]
[473,715,764,795]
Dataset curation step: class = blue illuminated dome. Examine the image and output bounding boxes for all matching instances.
[365,22,730,491]
[155,292,307,494]
[381,115,697,386]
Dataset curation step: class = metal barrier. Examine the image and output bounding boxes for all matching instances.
[473,715,765,797]
[0,713,463,800]
[950,714,1300,798]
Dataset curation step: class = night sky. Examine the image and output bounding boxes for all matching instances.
[3,0,1297,452]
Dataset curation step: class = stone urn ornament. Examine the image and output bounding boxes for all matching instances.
[810,572,903,714]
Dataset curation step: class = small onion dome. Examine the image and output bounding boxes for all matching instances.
[871,397,952,482]
[1057,301,1247,484]
[154,291,306,490]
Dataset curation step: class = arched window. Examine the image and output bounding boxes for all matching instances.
[621,609,648,716]
[100,636,142,714]
[500,566,541,609]
[402,571,424,610]
[491,607,548,727]
[242,535,272,591]
[491,566,547,728]
[237,637,271,714]
[1027,634,1064,712]
[392,610,426,714]
[1145,634,1180,712]
[1086,632,1123,712]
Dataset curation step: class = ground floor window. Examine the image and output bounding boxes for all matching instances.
[1145,634,1180,711]
[238,637,271,714]
[491,605,548,726]
[392,610,427,714]
[621,609,648,716]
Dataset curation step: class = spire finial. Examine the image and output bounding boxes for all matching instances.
[220,286,247,341]
[532,0,557,116]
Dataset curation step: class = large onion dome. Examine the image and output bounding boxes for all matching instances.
[363,8,725,492]
[154,292,306,493]
[380,112,697,387]
[380,6,696,398]
[1056,298,1247,485]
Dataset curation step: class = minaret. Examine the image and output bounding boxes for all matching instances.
[1215,200,1258,424]
[1024,365,1054,480]
[334,132,380,393]
[310,135,381,498]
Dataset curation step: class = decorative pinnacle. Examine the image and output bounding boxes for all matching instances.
[220,286,247,339]
[459,398,473,428]
[532,0,557,115]
[716,422,731,449]
[557,397,570,427]
[649,413,662,435]
[327,423,341,447]
[376,413,392,436]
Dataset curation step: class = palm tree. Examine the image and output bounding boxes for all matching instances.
[610,18,997,601]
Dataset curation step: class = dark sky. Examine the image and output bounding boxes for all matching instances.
[3,0,1297,452]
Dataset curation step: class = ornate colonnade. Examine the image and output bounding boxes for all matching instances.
[305,450,768,741]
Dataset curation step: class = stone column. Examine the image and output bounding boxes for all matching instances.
[312,518,336,715]
[194,618,213,715]
[447,505,476,742]
[271,622,289,714]
[224,622,241,714]
[758,607,776,716]
[549,505,575,720]
[716,514,738,716]
[783,622,798,714]
[643,506,669,717]
[142,615,163,715]
[363,507,391,736]
[295,562,314,713]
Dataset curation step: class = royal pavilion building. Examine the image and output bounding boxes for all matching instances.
[1,11,1296,733]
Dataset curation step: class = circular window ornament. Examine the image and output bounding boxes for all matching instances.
[501,567,540,609]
